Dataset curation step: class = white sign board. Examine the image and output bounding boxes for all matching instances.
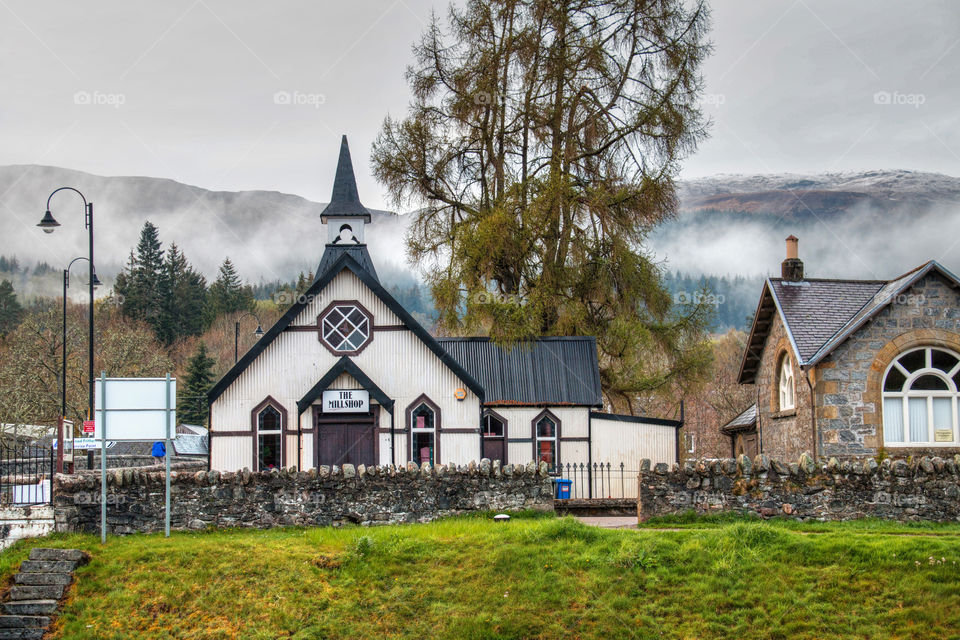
[94,377,176,441]
[322,389,369,413]
[54,438,115,451]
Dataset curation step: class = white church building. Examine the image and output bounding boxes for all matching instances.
[207,136,679,484]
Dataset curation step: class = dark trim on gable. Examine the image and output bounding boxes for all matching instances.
[589,411,683,428]
[296,357,395,416]
[208,253,485,404]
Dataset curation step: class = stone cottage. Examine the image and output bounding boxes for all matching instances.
[732,236,960,460]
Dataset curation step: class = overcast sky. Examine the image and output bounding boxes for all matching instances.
[1,0,958,210]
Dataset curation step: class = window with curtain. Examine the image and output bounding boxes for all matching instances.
[778,353,795,411]
[410,403,436,465]
[882,347,960,446]
[535,416,558,471]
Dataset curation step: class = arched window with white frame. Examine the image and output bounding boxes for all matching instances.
[778,352,795,411]
[882,346,960,446]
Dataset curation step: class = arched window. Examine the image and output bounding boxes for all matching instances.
[532,411,560,472]
[482,410,506,464]
[256,404,283,470]
[882,347,959,446]
[778,353,795,411]
[408,396,439,465]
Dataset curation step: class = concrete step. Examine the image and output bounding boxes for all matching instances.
[18,560,80,574]
[27,548,89,564]
[12,573,71,586]
[2,601,58,616]
[0,628,46,639]
[8,586,64,602]
[0,616,50,629]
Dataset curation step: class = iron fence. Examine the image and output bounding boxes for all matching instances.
[556,462,638,499]
[0,442,53,505]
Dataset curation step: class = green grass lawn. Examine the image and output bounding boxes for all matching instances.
[3,514,960,639]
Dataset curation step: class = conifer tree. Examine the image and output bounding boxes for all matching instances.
[177,342,216,425]
[205,258,254,322]
[114,221,165,331]
[157,244,207,344]
[0,279,23,337]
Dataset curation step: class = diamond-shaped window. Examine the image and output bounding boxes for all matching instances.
[320,303,372,353]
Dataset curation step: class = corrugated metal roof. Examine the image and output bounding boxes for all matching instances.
[438,337,603,406]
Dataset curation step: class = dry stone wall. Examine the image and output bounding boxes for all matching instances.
[638,454,960,522]
[53,459,554,534]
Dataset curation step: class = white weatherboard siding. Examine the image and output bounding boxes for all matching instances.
[490,406,590,466]
[590,417,676,469]
[210,270,480,472]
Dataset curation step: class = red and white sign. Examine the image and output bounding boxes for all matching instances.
[82,420,95,434]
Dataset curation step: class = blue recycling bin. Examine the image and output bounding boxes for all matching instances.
[555,478,572,500]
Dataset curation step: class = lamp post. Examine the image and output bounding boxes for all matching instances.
[235,312,265,364]
[38,188,95,426]
[60,258,100,473]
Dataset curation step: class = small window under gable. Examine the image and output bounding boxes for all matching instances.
[778,353,795,412]
[256,403,283,471]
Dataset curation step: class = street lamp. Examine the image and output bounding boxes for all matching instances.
[235,311,265,364]
[60,258,100,473]
[38,187,96,426]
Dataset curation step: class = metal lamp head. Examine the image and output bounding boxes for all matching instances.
[92,273,103,287]
[37,210,61,234]
[254,325,265,337]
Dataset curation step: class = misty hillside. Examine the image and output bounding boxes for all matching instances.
[0,164,407,288]
[3,164,960,330]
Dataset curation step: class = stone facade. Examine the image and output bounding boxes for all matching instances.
[638,454,960,522]
[53,460,554,535]
[754,313,813,460]
[816,272,960,457]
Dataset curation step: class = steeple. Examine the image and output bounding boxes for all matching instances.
[316,135,379,281]
[321,135,372,222]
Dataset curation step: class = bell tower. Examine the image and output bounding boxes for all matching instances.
[315,135,379,281]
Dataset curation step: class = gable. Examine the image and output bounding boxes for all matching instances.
[208,254,484,403]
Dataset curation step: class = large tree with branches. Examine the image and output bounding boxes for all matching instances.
[373,0,714,413]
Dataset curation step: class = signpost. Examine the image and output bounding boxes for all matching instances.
[95,374,176,542]
[322,389,369,413]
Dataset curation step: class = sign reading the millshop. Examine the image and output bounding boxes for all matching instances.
[322,389,369,413]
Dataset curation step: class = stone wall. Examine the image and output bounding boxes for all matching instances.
[73,454,206,471]
[755,313,814,461]
[637,454,960,522]
[817,271,960,457]
[53,460,554,534]
[0,506,54,550]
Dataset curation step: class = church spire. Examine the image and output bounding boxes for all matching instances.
[321,135,371,221]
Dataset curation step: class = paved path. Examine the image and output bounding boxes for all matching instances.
[574,516,638,529]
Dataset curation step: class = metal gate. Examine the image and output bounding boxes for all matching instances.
[0,442,53,505]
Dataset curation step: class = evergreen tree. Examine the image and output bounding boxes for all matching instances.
[0,279,23,336]
[114,222,165,332]
[177,342,216,425]
[157,244,207,345]
[205,258,254,322]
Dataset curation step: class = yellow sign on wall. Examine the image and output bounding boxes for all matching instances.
[934,429,954,442]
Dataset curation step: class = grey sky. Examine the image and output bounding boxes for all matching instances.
[1,0,958,211]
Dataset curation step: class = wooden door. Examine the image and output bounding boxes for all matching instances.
[315,410,377,467]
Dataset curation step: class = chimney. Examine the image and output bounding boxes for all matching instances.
[781,235,804,281]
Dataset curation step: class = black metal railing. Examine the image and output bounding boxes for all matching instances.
[0,442,53,505]
[556,462,638,499]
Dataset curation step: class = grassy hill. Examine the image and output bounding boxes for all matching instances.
[3,514,960,639]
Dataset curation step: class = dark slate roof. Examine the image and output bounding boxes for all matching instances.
[769,278,884,362]
[438,337,603,406]
[720,404,757,433]
[739,260,960,383]
[316,244,378,282]
[320,135,371,221]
